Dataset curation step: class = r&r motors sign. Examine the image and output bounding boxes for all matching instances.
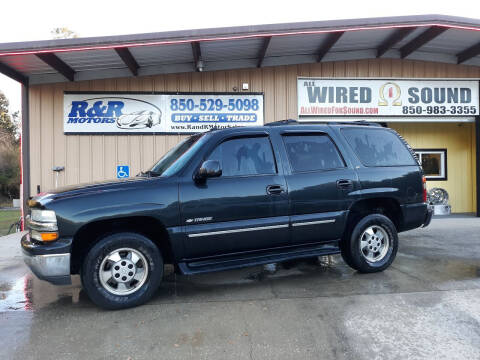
[63,92,264,134]
[297,78,479,117]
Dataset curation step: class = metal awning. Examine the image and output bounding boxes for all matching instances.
[1,14,479,86]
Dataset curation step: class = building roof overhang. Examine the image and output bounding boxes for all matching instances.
[1,14,479,86]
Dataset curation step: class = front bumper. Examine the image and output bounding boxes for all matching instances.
[21,233,72,285]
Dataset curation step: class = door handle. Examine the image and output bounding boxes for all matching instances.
[336,179,353,190]
[266,184,285,195]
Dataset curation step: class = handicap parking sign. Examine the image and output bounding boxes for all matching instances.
[117,165,130,179]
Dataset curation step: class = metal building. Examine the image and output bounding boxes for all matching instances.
[0,14,479,216]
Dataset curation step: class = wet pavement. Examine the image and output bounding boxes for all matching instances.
[1,216,480,359]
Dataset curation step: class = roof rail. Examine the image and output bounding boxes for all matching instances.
[325,120,384,127]
[265,119,384,127]
[265,119,298,126]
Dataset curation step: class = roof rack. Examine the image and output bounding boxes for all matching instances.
[265,119,384,127]
[325,120,384,127]
[265,119,298,126]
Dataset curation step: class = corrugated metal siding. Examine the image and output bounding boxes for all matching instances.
[1,54,54,74]
[201,38,264,61]
[29,58,480,211]
[421,29,480,54]
[56,49,125,71]
[130,44,194,66]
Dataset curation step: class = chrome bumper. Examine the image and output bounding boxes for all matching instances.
[23,251,72,285]
[21,233,72,285]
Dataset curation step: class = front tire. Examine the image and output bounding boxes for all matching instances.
[81,232,163,310]
[343,214,398,273]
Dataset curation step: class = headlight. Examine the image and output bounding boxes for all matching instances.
[27,210,58,242]
[31,209,57,223]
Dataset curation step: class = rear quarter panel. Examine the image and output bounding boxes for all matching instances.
[329,125,426,230]
[354,166,423,204]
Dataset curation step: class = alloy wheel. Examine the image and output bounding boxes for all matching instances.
[99,247,149,295]
[359,225,390,263]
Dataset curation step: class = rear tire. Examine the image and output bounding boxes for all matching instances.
[342,214,398,273]
[81,232,163,310]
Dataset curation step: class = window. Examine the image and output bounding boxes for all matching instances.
[414,149,447,180]
[342,128,417,167]
[207,136,276,177]
[282,134,345,172]
[149,133,207,177]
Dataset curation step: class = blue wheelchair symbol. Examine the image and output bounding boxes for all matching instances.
[117,165,130,179]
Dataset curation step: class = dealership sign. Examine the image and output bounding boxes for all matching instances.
[297,79,479,117]
[64,93,264,134]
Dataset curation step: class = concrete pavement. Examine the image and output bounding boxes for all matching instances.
[1,217,480,359]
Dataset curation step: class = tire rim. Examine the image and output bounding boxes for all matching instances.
[99,247,149,296]
[359,225,390,263]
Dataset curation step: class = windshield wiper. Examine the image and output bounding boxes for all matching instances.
[137,170,161,178]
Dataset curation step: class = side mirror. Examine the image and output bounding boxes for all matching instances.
[195,160,222,181]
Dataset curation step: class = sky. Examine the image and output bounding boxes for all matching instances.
[0,0,479,116]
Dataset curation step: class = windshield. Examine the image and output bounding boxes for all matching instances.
[143,133,207,177]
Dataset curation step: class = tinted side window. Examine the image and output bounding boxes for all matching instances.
[207,136,276,176]
[342,128,416,166]
[282,135,345,172]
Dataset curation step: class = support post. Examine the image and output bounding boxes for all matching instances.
[476,116,480,217]
[21,84,30,228]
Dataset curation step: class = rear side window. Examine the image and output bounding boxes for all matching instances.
[282,134,345,172]
[342,128,416,166]
[207,136,277,177]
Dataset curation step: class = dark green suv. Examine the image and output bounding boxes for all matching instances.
[22,121,433,309]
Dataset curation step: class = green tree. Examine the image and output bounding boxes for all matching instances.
[0,91,18,143]
[0,91,20,201]
[0,144,20,200]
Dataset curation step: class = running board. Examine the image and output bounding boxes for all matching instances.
[178,240,340,275]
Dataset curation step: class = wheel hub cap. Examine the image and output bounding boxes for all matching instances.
[359,225,390,263]
[112,259,136,283]
[99,248,149,296]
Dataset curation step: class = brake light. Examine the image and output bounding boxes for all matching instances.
[422,176,427,203]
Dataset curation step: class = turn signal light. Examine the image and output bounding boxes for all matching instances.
[41,232,59,242]
[31,230,59,242]
[422,176,427,203]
